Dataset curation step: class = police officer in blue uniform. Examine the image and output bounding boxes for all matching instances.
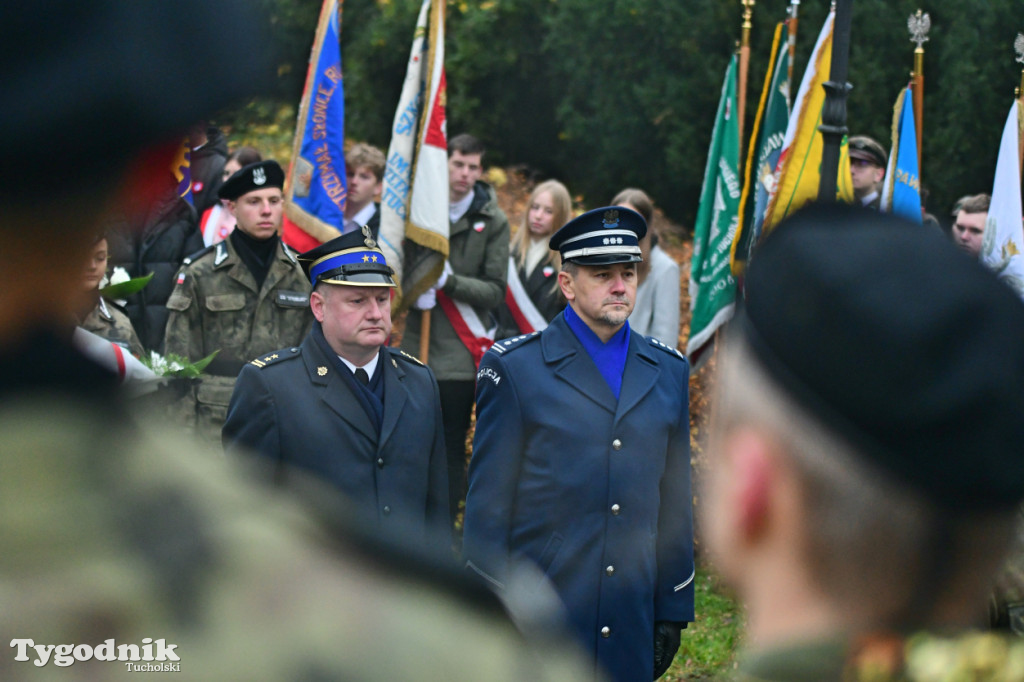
[223,227,450,547]
[463,207,694,682]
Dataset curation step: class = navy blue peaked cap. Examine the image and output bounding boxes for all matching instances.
[737,202,1024,512]
[549,206,647,265]
[299,227,396,288]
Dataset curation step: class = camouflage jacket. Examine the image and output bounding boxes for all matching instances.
[732,630,1024,682]
[80,296,145,358]
[0,333,597,682]
[164,235,312,440]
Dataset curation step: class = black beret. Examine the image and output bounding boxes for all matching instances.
[0,1,273,202]
[848,135,888,168]
[549,206,647,265]
[739,202,1024,512]
[299,227,396,288]
[218,161,285,200]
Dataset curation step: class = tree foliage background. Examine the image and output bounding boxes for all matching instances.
[247,0,1023,229]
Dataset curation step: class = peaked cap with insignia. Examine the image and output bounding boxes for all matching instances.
[218,160,285,200]
[549,206,647,265]
[298,226,396,287]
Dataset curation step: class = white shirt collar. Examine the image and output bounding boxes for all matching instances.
[343,202,377,234]
[336,351,380,382]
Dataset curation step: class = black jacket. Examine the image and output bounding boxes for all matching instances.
[107,186,202,352]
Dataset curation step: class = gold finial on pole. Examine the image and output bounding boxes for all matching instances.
[737,0,755,163]
[907,10,930,183]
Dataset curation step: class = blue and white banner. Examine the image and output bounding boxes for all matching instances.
[283,0,347,250]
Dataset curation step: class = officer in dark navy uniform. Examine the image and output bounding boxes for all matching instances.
[463,207,694,682]
[223,227,450,547]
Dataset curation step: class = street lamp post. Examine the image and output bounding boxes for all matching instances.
[818,0,853,202]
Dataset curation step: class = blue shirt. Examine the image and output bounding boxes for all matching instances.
[563,304,630,399]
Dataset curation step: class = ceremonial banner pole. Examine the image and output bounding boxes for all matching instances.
[738,0,755,159]
[1016,33,1024,174]
[818,0,853,202]
[787,0,800,85]
[908,10,930,182]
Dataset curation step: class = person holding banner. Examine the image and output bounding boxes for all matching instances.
[401,133,510,528]
[495,179,570,339]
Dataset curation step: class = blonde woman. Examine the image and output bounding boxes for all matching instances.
[497,180,572,338]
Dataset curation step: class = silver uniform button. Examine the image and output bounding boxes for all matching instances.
[377,457,385,468]
[606,565,615,576]
[610,504,620,515]
[612,439,622,450]
[601,626,611,638]
[383,505,391,515]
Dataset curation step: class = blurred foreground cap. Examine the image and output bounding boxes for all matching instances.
[737,202,1024,512]
[0,1,273,201]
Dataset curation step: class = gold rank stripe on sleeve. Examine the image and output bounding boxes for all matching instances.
[249,358,266,368]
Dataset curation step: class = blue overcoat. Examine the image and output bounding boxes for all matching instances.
[223,333,449,544]
[463,314,695,682]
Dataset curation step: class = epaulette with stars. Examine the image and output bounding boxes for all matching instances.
[388,347,425,367]
[248,346,302,369]
[647,336,687,362]
[487,331,541,356]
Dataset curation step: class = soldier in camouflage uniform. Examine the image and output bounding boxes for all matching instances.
[1,3,596,680]
[702,205,1024,682]
[165,160,312,441]
[77,235,145,358]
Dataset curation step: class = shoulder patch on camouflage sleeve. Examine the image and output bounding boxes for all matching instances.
[488,331,540,356]
[248,346,300,369]
[647,336,687,362]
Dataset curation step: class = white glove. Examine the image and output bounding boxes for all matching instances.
[415,287,437,310]
[437,260,453,289]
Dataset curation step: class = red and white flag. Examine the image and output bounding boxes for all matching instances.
[378,0,448,310]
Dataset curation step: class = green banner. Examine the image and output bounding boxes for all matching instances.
[687,54,740,364]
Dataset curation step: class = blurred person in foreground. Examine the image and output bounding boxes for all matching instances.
[705,203,1024,681]
[0,3,593,680]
